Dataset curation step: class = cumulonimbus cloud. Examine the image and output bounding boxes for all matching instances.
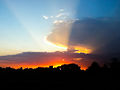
[46,17,120,55]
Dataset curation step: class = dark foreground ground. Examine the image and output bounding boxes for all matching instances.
[0,62,119,90]
[0,72,118,90]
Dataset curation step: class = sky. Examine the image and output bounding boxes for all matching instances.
[0,0,119,56]
[0,0,77,56]
[0,0,120,68]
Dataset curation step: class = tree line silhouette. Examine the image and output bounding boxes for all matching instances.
[0,57,119,89]
[0,57,119,73]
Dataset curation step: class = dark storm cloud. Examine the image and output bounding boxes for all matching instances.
[69,18,120,55]
[47,17,120,55]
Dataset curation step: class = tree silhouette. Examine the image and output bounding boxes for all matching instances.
[0,60,119,89]
[110,57,120,72]
[60,63,81,72]
[87,62,101,72]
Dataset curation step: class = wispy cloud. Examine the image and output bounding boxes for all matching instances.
[42,9,69,21]
[43,16,49,19]
[56,13,65,18]
[53,20,64,24]
[60,9,64,12]
[50,16,54,18]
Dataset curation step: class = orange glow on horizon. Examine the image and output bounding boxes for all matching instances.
[0,51,89,70]
[0,61,88,70]
[0,58,71,69]
[81,67,87,70]
[0,63,88,70]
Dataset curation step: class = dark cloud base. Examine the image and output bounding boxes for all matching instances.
[0,51,120,69]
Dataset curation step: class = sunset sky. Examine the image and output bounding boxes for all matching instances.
[0,0,120,69]
[0,0,119,55]
[0,0,76,55]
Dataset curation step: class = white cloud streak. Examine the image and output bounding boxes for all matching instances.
[60,9,64,12]
[56,13,65,18]
[43,16,49,19]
